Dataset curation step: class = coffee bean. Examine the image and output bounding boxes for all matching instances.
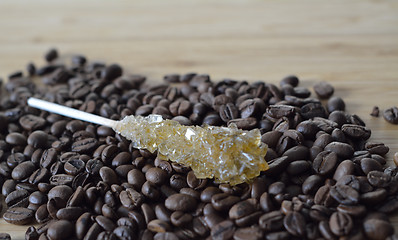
[120,188,144,210]
[337,204,366,217]
[363,218,394,240]
[211,193,240,211]
[327,96,345,112]
[0,233,11,240]
[165,193,197,212]
[211,220,235,240]
[333,160,354,181]
[3,207,34,225]
[71,138,98,153]
[259,211,284,231]
[330,184,359,205]
[313,151,338,175]
[329,211,353,236]
[76,212,92,239]
[283,211,306,237]
[12,161,36,181]
[5,132,27,146]
[56,207,83,220]
[19,114,46,131]
[324,141,354,159]
[313,81,334,99]
[341,124,371,139]
[383,106,398,124]
[233,225,263,240]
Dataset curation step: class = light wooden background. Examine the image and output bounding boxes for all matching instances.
[0,0,397,239]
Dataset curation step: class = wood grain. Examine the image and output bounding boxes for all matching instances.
[0,0,397,239]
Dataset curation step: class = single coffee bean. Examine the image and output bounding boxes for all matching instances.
[329,184,359,205]
[333,160,355,181]
[233,225,263,240]
[313,151,338,175]
[259,211,284,231]
[383,106,398,124]
[329,211,353,236]
[165,193,197,212]
[5,132,27,146]
[0,233,11,240]
[211,220,235,240]
[47,220,74,240]
[337,204,366,217]
[3,207,34,225]
[76,212,92,239]
[120,188,144,210]
[313,81,334,99]
[19,114,46,131]
[324,141,354,159]
[363,218,394,240]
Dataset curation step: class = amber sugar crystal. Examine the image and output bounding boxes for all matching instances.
[114,114,268,185]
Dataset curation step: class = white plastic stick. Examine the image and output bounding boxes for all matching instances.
[27,97,117,128]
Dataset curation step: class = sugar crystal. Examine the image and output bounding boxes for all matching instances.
[114,114,268,185]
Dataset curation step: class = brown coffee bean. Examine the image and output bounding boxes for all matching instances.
[324,141,354,159]
[6,132,27,146]
[330,184,359,205]
[165,193,197,212]
[233,225,263,240]
[76,212,93,239]
[19,114,46,131]
[211,220,235,240]
[211,193,240,211]
[337,204,366,217]
[383,106,398,124]
[259,211,284,231]
[3,207,34,225]
[0,233,11,240]
[313,81,334,99]
[363,218,394,240]
[313,151,338,175]
[329,211,353,236]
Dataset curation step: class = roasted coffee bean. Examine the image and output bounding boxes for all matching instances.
[283,211,306,237]
[211,220,235,240]
[71,138,98,153]
[341,124,371,139]
[337,204,366,217]
[76,212,92,239]
[120,188,144,210]
[302,174,323,195]
[314,185,336,207]
[329,211,353,236]
[313,150,338,175]
[367,170,391,188]
[383,106,398,124]
[3,207,34,225]
[313,81,334,99]
[19,114,46,131]
[324,141,354,159]
[153,232,178,240]
[333,160,355,181]
[330,184,359,205]
[233,225,263,240]
[327,96,345,112]
[363,218,394,240]
[165,193,197,212]
[259,211,284,231]
[5,132,27,146]
[11,161,36,181]
[0,233,11,240]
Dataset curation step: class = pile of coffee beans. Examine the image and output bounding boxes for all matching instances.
[0,49,397,240]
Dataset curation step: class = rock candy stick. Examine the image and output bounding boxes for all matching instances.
[28,97,268,185]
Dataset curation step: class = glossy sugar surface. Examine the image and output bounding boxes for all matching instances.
[114,114,268,185]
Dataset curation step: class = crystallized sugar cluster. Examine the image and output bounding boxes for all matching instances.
[114,114,268,185]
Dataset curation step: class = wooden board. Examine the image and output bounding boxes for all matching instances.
[0,0,397,238]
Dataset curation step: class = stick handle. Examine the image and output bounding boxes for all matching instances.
[27,97,117,128]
